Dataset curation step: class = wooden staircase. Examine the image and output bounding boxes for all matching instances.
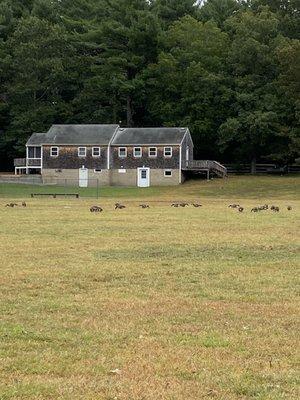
[185,160,227,178]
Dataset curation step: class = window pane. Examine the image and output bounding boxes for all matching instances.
[28,147,34,158]
[35,147,41,158]
[51,147,58,157]
[141,170,147,179]
[93,147,100,156]
[134,148,141,157]
[164,147,172,156]
[149,147,157,156]
[78,147,86,156]
[119,148,126,157]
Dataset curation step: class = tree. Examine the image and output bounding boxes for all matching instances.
[219,7,285,171]
[275,39,300,162]
[199,0,241,28]
[146,16,231,158]
[4,16,75,153]
[71,0,161,127]
[248,0,300,39]
[150,0,199,27]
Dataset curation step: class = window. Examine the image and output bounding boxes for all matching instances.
[50,147,59,157]
[92,147,101,157]
[141,170,147,179]
[148,147,157,157]
[118,147,127,158]
[94,169,102,173]
[134,147,142,158]
[28,146,41,158]
[164,170,172,177]
[78,147,86,157]
[164,147,172,158]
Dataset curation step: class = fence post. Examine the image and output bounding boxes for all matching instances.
[96,179,99,199]
[64,179,67,197]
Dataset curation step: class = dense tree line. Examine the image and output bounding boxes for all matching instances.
[0,0,299,170]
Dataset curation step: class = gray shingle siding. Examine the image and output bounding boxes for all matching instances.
[181,131,194,168]
[111,146,180,169]
[43,146,108,170]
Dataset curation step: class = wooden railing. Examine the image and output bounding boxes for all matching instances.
[14,158,26,167]
[28,158,41,167]
[14,158,42,167]
[186,160,227,177]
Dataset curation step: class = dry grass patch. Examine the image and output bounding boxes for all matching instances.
[0,176,299,399]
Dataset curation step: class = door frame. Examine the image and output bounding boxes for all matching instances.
[79,166,88,187]
[137,167,150,187]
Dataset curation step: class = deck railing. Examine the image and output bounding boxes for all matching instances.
[14,158,42,167]
[14,158,26,167]
[28,158,42,167]
[186,160,227,177]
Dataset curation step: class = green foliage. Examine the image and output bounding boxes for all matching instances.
[0,0,299,169]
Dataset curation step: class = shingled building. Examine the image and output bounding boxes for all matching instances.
[14,124,226,187]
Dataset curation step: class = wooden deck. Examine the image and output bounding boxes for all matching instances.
[184,160,227,178]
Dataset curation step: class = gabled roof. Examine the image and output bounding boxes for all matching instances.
[26,125,190,146]
[111,127,189,145]
[26,132,48,146]
[27,124,119,146]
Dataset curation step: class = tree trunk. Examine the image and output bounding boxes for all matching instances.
[251,156,257,174]
[126,95,133,127]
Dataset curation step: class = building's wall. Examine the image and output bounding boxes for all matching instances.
[42,168,110,186]
[42,145,108,170]
[42,168,180,186]
[41,144,185,186]
[110,145,180,169]
[181,132,194,168]
[110,169,180,186]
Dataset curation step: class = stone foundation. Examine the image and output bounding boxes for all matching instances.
[42,168,181,187]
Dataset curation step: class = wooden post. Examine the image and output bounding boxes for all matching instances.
[207,170,210,181]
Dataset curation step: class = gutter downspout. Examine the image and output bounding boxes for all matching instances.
[26,145,28,175]
[107,125,120,185]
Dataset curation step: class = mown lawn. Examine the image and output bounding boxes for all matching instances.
[0,176,299,399]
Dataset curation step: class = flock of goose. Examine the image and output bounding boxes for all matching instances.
[89,202,293,213]
[89,202,202,212]
[5,202,26,208]
[3,201,292,214]
[228,203,292,212]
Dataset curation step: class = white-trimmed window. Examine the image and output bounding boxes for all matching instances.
[94,168,102,173]
[78,147,86,157]
[92,147,101,157]
[50,147,59,157]
[134,147,142,158]
[164,147,172,158]
[148,147,157,158]
[164,169,172,177]
[118,147,127,158]
[28,146,41,159]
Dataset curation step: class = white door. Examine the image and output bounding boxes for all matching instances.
[137,168,150,187]
[79,167,88,187]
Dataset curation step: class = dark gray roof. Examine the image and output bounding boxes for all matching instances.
[111,127,188,145]
[27,124,119,146]
[26,132,48,146]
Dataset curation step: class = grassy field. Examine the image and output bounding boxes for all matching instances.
[0,176,299,399]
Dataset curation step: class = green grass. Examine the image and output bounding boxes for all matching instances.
[0,176,299,399]
[0,174,299,199]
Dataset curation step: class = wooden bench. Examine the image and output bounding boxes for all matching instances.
[31,193,79,198]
